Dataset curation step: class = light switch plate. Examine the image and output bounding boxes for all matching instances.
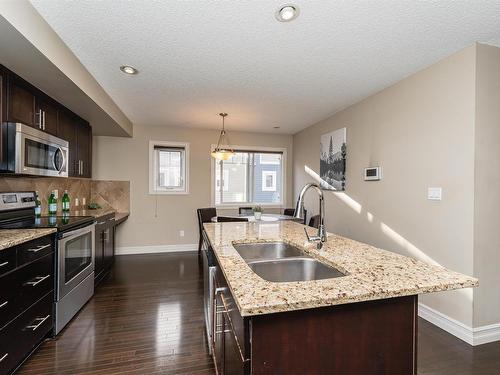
[427,187,442,200]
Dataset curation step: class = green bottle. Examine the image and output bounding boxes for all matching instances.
[34,191,42,217]
[48,190,57,215]
[62,190,70,212]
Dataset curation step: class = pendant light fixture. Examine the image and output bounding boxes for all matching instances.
[211,113,235,160]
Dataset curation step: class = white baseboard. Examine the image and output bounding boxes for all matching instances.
[418,303,500,346]
[115,244,198,255]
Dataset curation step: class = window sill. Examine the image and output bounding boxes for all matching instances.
[149,190,190,195]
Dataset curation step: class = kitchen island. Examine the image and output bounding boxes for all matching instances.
[203,220,477,375]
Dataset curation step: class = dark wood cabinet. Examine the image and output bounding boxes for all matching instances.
[57,111,92,178]
[0,67,6,123]
[8,78,36,127]
[0,65,93,178]
[57,110,78,176]
[0,234,55,375]
[36,97,59,136]
[76,122,92,178]
[95,213,116,285]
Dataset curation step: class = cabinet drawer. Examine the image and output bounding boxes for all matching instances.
[0,248,16,277]
[0,253,54,330]
[0,292,53,375]
[17,235,53,266]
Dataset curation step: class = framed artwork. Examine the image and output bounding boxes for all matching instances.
[320,128,346,190]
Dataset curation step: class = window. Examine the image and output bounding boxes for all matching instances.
[149,141,189,194]
[262,171,277,192]
[213,148,284,206]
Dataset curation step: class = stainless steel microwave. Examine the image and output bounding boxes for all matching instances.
[1,122,69,177]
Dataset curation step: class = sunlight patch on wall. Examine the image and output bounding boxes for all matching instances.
[380,222,440,266]
[304,165,362,213]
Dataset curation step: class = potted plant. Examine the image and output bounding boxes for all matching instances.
[253,206,263,220]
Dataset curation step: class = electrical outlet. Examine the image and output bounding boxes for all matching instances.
[179,230,185,237]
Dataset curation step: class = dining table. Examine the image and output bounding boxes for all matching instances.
[211,213,300,223]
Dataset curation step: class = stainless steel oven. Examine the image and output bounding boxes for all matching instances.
[1,122,68,177]
[55,223,95,334]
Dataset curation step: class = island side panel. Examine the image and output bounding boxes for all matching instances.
[250,295,418,375]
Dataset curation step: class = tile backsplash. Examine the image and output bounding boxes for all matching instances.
[91,180,130,213]
[0,176,129,214]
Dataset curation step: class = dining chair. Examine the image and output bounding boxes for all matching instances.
[197,207,217,253]
[309,214,320,229]
[238,207,254,215]
[217,216,249,222]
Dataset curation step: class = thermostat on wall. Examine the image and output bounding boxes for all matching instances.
[364,167,381,181]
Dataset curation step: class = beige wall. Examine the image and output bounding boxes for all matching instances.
[92,125,293,249]
[473,44,500,327]
[293,46,476,326]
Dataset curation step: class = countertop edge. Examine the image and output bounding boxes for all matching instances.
[0,228,57,251]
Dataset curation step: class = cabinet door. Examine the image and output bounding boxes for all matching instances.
[8,80,36,127]
[76,122,92,178]
[94,227,104,279]
[0,68,5,123]
[57,111,78,176]
[103,224,115,269]
[37,97,58,136]
[224,314,245,375]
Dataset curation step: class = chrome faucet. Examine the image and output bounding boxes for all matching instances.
[294,183,327,249]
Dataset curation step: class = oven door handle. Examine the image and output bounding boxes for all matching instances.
[61,223,96,239]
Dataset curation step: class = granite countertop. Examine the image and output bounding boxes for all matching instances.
[71,208,117,219]
[0,228,57,251]
[204,221,478,317]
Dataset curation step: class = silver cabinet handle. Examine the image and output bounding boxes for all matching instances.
[0,353,8,363]
[24,274,50,287]
[27,244,51,253]
[0,301,8,308]
[0,261,9,268]
[26,315,50,331]
[42,110,46,130]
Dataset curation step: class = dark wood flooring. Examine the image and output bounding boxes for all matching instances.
[17,253,500,375]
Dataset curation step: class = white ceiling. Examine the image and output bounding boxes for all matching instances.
[30,0,500,135]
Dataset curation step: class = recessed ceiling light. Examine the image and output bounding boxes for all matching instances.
[275,4,299,22]
[120,65,138,75]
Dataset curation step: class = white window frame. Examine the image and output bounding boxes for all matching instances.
[260,154,281,165]
[210,145,287,208]
[262,171,277,192]
[149,140,190,195]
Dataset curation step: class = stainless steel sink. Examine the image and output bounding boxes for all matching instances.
[247,258,345,282]
[233,242,304,261]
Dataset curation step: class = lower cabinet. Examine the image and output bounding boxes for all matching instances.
[94,213,116,285]
[0,234,55,375]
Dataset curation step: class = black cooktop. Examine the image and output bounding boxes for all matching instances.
[0,215,95,232]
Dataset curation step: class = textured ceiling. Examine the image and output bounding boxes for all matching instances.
[30,0,500,134]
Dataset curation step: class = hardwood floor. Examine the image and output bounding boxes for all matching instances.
[17,253,500,375]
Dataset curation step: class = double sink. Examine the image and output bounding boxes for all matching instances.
[233,242,345,282]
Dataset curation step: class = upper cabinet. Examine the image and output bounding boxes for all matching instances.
[1,65,93,178]
[36,97,59,136]
[8,78,36,127]
[58,110,92,178]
